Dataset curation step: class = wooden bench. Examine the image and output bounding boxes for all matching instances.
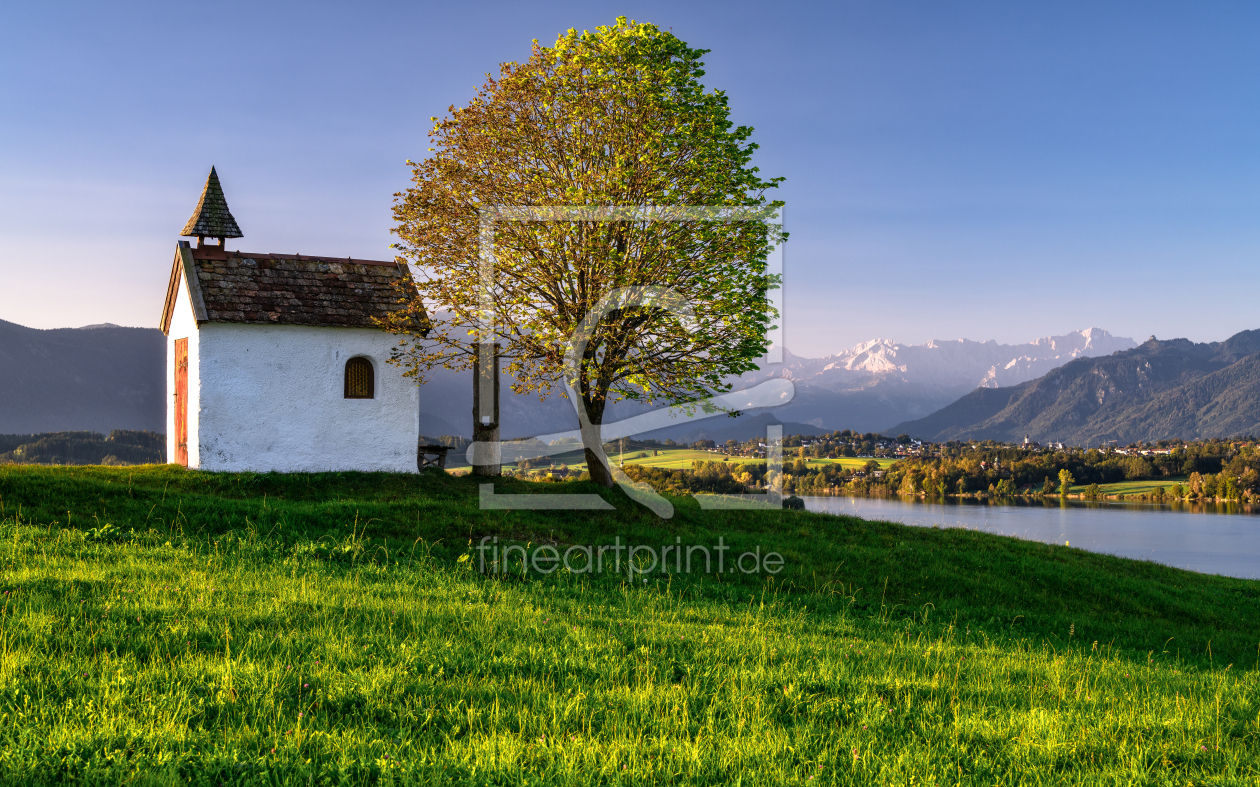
[417,444,451,472]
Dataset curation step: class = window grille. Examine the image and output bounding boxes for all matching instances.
[344,357,374,399]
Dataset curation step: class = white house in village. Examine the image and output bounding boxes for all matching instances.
[160,167,426,473]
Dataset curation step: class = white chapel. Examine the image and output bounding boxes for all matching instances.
[160,167,426,473]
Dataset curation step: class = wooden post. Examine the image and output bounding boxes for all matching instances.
[472,342,501,476]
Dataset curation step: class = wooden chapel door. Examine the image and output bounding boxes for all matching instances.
[174,338,188,466]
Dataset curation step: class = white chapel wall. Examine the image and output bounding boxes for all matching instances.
[195,324,419,473]
[166,279,201,467]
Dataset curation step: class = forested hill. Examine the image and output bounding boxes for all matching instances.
[889,330,1260,445]
[0,319,165,433]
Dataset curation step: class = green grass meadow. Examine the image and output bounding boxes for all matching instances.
[0,464,1257,785]
[1068,479,1191,497]
[617,449,896,473]
[490,444,899,474]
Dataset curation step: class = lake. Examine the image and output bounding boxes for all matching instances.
[802,496,1260,580]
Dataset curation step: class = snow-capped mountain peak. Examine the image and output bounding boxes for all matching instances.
[750,329,1137,393]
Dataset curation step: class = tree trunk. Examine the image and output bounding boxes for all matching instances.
[578,392,617,488]
[471,343,500,476]
[583,443,616,488]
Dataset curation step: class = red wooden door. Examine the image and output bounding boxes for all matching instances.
[174,338,188,467]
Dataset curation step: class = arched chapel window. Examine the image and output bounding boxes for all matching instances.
[344,357,374,399]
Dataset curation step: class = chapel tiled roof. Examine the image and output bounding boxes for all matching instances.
[181,167,244,239]
[182,247,421,328]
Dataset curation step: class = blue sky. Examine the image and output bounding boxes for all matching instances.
[1,1,1256,357]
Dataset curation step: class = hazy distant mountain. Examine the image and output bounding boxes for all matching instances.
[889,330,1260,445]
[1,314,1140,445]
[0,319,165,434]
[416,328,1135,439]
[745,328,1135,392]
[728,328,1136,433]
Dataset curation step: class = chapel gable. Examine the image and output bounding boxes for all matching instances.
[160,167,425,334]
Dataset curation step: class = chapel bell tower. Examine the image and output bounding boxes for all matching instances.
[181,166,244,249]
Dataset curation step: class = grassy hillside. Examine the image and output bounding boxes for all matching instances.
[0,465,1256,783]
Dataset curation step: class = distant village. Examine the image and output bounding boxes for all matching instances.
[628,430,1200,462]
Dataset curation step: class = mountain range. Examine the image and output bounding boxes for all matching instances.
[891,330,1260,445]
[730,328,1136,433]
[0,319,165,434]
[4,317,1249,447]
[0,317,1142,442]
[411,328,1137,440]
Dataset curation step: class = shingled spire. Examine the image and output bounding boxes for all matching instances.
[181,166,243,246]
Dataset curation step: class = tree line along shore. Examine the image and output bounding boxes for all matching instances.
[478,433,1260,505]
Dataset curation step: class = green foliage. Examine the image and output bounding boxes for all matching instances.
[615,435,1259,503]
[0,465,1255,782]
[0,430,164,466]
[389,17,784,485]
[83,521,128,542]
[0,434,38,454]
[868,438,1259,501]
[1058,469,1075,497]
[621,460,747,495]
[1124,456,1154,480]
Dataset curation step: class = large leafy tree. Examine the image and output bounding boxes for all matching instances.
[388,17,783,487]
